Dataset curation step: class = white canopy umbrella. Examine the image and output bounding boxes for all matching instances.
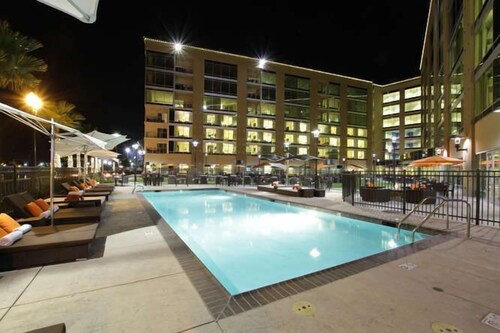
[86,130,129,150]
[37,0,100,24]
[0,102,106,226]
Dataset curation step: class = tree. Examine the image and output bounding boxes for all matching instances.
[42,100,86,129]
[0,20,47,91]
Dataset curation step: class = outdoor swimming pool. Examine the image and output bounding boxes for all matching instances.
[143,190,429,295]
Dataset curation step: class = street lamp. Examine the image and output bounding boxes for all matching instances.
[132,143,141,189]
[311,129,320,188]
[25,92,43,166]
[192,140,199,175]
[389,136,398,188]
[372,153,376,171]
[284,141,290,185]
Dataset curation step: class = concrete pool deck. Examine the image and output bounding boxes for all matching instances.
[1,185,499,332]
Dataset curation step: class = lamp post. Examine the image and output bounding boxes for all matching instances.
[25,92,43,166]
[284,141,290,185]
[372,153,376,171]
[132,143,140,189]
[192,140,199,175]
[390,136,398,188]
[311,129,320,188]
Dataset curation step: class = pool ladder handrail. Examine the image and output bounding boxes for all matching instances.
[396,195,472,241]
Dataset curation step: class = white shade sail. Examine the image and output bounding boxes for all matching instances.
[86,149,120,159]
[86,130,129,150]
[37,0,100,24]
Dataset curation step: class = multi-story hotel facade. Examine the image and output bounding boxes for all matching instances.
[144,38,426,175]
[144,38,377,175]
[421,0,499,170]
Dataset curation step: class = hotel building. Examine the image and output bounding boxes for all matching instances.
[421,0,499,170]
[143,40,425,174]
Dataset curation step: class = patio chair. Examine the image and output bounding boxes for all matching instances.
[60,182,110,200]
[3,192,102,225]
[71,181,113,194]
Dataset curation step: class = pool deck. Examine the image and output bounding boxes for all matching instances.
[1,185,500,332]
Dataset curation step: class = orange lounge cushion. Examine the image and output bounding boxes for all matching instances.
[25,201,44,217]
[35,198,50,211]
[88,180,97,186]
[0,226,8,237]
[0,213,21,233]
[69,186,81,192]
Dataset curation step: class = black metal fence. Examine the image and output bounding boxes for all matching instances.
[0,166,80,212]
[342,170,500,227]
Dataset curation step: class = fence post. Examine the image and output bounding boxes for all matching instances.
[12,164,17,193]
[351,172,356,206]
[475,171,480,226]
[402,169,406,214]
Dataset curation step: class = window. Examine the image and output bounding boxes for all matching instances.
[285,134,294,143]
[347,150,355,158]
[404,128,421,137]
[347,139,355,147]
[297,135,308,145]
[146,70,173,88]
[204,79,237,96]
[405,138,421,149]
[347,113,367,126]
[347,128,355,136]
[404,87,421,99]
[318,82,340,95]
[204,96,237,111]
[146,89,173,105]
[222,143,235,154]
[357,129,367,137]
[223,130,234,140]
[474,8,493,66]
[329,137,339,146]
[284,75,310,90]
[205,60,237,79]
[146,51,173,69]
[357,151,365,159]
[157,128,167,138]
[383,91,400,103]
[298,147,308,155]
[262,132,274,143]
[357,139,366,148]
[404,114,421,125]
[383,104,400,115]
[261,71,276,85]
[247,118,259,127]
[383,117,400,128]
[261,103,276,116]
[176,126,190,137]
[405,100,421,112]
[299,122,308,132]
[206,128,217,139]
[263,119,274,129]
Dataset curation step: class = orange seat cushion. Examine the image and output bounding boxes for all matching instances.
[35,198,50,211]
[0,227,7,238]
[69,186,81,192]
[65,193,83,202]
[0,213,21,233]
[25,202,44,217]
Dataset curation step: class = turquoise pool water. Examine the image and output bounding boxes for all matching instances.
[143,190,429,295]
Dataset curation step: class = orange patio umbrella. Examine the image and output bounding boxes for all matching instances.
[410,155,464,167]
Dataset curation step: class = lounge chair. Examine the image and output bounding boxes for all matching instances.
[60,182,110,200]
[0,222,98,271]
[3,192,102,225]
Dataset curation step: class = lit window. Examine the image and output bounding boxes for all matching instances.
[383,104,399,115]
[405,114,421,125]
[223,130,234,140]
[299,122,308,132]
[298,147,308,155]
[285,134,294,143]
[383,91,400,103]
[347,150,355,158]
[176,126,190,137]
[357,151,365,159]
[405,100,421,112]
[263,132,273,143]
[347,139,355,147]
[357,139,366,148]
[329,137,339,146]
[383,117,400,128]
[297,135,308,145]
[263,119,274,129]
[357,128,367,137]
[404,87,421,99]
[347,128,355,136]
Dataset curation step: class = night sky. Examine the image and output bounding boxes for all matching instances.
[0,1,430,164]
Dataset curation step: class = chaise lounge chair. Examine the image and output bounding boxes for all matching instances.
[60,182,111,200]
[3,192,102,225]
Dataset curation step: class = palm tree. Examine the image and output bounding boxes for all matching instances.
[0,20,47,91]
[41,100,86,129]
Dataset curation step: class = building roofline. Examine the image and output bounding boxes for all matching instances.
[143,37,374,84]
[373,76,422,88]
[420,0,433,70]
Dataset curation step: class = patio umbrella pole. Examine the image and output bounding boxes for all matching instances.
[50,119,55,227]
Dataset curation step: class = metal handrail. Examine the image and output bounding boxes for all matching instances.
[397,195,472,241]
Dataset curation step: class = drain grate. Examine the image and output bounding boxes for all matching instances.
[482,313,500,330]
[431,322,462,333]
[292,301,316,317]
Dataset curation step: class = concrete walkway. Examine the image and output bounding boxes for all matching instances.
[1,185,499,332]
